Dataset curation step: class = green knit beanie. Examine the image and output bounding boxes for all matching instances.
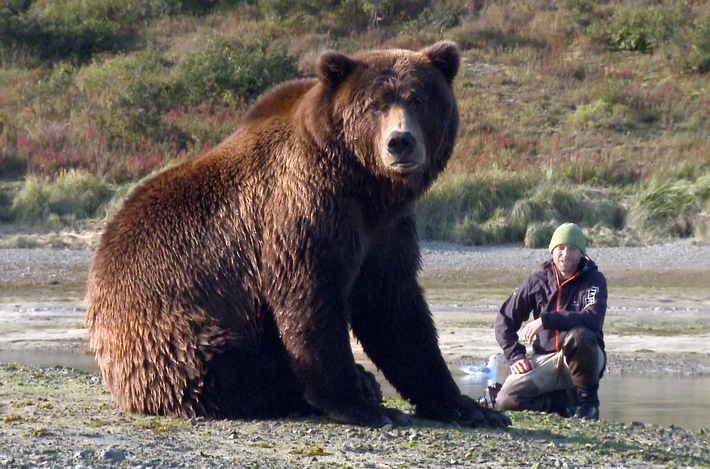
[549,223,586,254]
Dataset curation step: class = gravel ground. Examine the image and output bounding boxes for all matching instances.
[0,240,709,468]
[0,235,707,290]
[2,234,707,277]
[419,239,710,282]
[2,238,710,289]
[0,363,708,469]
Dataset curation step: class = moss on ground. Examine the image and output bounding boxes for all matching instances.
[0,364,707,468]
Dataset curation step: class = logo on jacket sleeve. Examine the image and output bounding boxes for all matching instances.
[584,286,600,308]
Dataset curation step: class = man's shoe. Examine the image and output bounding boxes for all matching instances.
[557,405,575,419]
[574,386,600,420]
[573,403,599,420]
[479,383,501,408]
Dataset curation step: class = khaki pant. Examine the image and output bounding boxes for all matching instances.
[495,327,605,412]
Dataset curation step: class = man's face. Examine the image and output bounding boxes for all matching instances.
[552,244,582,279]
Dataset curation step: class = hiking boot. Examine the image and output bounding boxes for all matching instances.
[573,387,600,420]
[479,383,502,408]
[573,403,599,420]
[557,405,575,419]
[556,388,576,418]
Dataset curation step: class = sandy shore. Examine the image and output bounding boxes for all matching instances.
[1,239,709,375]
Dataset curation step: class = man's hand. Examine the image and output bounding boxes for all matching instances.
[510,318,544,374]
[521,317,543,344]
[510,357,533,374]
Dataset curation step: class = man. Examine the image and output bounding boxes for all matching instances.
[487,223,607,420]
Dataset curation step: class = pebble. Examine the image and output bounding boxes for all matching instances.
[102,448,126,463]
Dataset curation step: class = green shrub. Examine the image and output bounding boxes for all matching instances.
[524,185,625,230]
[0,0,240,63]
[179,0,247,14]
[417,173,626,246]
[604,5,680,54]
[669,13,710,74]
[163,103,246,152]
[259,0,431,33]
[0,182,14,221]
[389,0,460,33]
[174,33,299,106]
[509,198,546,231]
[0,145,26,180]
[602,4,709,74]
[695,212,710,244]
[483,207,526,244]
[524,221,557,249]
[78,49,173,142]
[568,85,639,133]
[0,0,127,62]
[259,0,323,21]
[560,0,596,28]
[22,61,78,119]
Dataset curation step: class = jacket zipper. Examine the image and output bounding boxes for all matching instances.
[554,270,580,351]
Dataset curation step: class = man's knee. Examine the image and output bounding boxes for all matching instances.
[564,327,600,363]
[564,327,598,354]
[494,387,519,411]
[564,326,605,382]
[494,379,537,411]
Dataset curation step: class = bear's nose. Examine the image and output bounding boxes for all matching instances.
[386,131,416,159]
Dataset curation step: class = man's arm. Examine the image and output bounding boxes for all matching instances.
[495,278,535,364]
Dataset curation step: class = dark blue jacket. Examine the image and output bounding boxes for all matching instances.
[495,257,607,364]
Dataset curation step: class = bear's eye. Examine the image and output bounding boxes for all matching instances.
[368,101,389,114]
[405,96,425,108]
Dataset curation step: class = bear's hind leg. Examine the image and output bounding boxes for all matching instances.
[200,345,316,419]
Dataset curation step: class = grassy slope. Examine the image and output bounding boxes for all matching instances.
[0,0,708,247]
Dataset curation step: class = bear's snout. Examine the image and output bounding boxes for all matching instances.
[380,107,426,172]
[386,131,416,160]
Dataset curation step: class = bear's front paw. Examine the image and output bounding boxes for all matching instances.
[417,395,511,428]
[458,402,511,428]
[326,404,411,428]
[382,406,412,427]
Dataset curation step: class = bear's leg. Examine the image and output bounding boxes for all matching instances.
[261,221,415,427]
[350,221,510,427]
[355,363,382,406]
[200,333,317,419]
[266,284,405,426]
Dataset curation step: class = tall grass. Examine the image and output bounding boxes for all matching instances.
[626,172,710,243]
[11,171,115,228]
[416,171,534,243]
[415,171,626,246]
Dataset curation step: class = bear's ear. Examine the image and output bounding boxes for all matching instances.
[421,41,460,85]
[317,50,356,88]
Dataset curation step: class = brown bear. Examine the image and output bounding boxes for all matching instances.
[85,41,510,428]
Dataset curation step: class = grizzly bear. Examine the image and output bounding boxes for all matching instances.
[86,41,510,428]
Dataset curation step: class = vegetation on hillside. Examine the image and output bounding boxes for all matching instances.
[0,0,708,247]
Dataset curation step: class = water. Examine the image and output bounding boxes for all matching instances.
[0,350,98,373]
[0,350,707,430]
[455,371,710,430]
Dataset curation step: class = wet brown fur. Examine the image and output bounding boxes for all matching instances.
[86,41,508,427]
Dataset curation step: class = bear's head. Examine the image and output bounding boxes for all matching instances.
[306,41,460,193]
